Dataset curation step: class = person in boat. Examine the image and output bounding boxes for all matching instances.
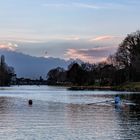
[115,95,121,105]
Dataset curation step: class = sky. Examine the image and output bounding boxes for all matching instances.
[0,0,140,63]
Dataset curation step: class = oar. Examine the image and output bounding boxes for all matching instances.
[87,100,114,105]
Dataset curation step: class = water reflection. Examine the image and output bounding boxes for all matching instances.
[0,86,139,140]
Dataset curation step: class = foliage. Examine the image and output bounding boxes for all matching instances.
[0,55,16,86]
[47,30,140,86]
[46,67,66,85]
[111,30,140,82]
[113,82,140,92]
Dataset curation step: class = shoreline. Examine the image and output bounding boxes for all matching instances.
[67,86,113,91]
[67,83,140,92]
[1,82,140,92]
[67,86,140,92]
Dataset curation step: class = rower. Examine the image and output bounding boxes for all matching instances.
[115,95,121,105]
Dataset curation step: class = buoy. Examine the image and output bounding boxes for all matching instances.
[28,99,33,105]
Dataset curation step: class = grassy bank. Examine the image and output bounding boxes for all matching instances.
[113,82,140,92]
[68,82,140,92]
[68,86,112,91]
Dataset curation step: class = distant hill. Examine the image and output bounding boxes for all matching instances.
[0,49,81,79]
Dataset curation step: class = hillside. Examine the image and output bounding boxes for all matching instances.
[0,49,73,79]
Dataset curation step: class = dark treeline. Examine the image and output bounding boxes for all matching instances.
[16,77,47,85]
[0,55,16,86]
[0,55,48,86]
[47,30,140,86]
[1,30,140,87]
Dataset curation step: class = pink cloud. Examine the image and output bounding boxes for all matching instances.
[0,42,18,51]
[90,35,115,41]
[65,46,117,63]
[89,35,124,43]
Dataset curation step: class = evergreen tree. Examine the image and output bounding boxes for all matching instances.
[0,55,16,86]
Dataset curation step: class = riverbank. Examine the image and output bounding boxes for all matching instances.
[68,86,112,91]
[68,82,140,92]
[113,82,140,92]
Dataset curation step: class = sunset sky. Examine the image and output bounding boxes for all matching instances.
[0,0,140,63]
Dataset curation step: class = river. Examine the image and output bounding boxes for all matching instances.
[0,86,140,140]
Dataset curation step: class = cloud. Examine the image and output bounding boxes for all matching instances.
[0,34,121,61]
[90,35,115,41]
[0,34,81,43]
[73,3,101,9]
[65,46,117,63]
[55,35,80,41]
[42,35,80,41]
[89,35,123,46]
[42,2,102,9]
[42,1,134,10]
[0,42,18,51]
[11,36,120,61]
[42,3,67,8]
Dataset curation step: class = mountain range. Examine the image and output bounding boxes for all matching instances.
[0,49,80,79]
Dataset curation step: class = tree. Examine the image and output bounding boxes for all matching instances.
[47,67,66,85]
[46,31,140,86]
[115,30,140,81]
[0,55,16,86]
[81,63,96,85]
[67,63,87,85]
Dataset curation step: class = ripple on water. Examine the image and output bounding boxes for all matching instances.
[0,92,139,140]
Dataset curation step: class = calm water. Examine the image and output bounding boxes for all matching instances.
[0,86,140,140]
